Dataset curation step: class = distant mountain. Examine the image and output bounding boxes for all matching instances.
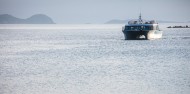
[157,20,183,23]
[105,19,129,24]
[0,14,55,24]
[105,19,184,24]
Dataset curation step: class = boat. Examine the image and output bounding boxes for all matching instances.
[122,14,163,40]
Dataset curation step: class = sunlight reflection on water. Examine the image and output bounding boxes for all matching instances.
[0,24,190,94]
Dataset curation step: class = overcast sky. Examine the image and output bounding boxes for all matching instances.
[0,0,190,23]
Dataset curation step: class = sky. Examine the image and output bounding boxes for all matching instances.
[0,0,190,24]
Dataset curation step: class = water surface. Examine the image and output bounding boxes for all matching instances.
[0,24,190,94]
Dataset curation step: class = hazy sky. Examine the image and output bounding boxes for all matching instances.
[0,0,190,23]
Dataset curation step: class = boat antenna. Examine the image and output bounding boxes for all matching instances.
[138,0,143,24]
[139,13,143,24]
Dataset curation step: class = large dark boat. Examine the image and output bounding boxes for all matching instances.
[122,14,163,40]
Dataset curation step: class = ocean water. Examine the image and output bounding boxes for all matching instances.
[0,24,190,94]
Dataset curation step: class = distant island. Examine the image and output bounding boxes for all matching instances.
[105,19,130,24]
[167,25,190,28]
[105,19,187,24]
[0,14,55,24]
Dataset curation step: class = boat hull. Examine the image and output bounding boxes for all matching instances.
[123,30,163,40]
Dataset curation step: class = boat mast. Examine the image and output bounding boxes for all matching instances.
[139,13,143,24]
[139,0,143,24]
